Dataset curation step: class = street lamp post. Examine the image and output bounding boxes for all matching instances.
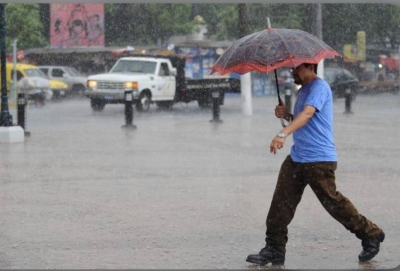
[0,3,13,126]
[12,39,17,98]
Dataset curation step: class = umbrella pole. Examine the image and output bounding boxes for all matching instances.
[274,69,287,128]
[274,69,281,105]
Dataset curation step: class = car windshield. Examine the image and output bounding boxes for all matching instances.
[24,68,48,79]
[65,67,83,77]
[110,60,157,74]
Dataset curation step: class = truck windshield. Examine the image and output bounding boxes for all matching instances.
[110,60,157,74]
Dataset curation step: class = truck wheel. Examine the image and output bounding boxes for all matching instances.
[72,84,86,97]
[156,101,174,110]
[198,99,211,109]
[52,91,61,101]
[136,92,151,112]
[91,98,105,112]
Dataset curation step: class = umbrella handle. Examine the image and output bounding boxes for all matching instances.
[280,117,287,128]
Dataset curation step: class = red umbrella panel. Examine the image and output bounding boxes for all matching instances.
[210,28,341,76]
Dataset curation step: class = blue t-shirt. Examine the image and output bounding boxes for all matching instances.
[290,77,337,163]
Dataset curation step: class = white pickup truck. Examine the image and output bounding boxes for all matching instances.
[85,54,240,112]
[85,56,177,112]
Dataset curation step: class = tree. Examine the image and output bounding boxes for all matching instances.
[210,3,305,40]
[322,4,400,51]
[213,4,237,41]
[19,3,398,54]
[5,3,48,51]
[147,4,193,45]
[105,4,193,46]
[358,4,400,48]
[238,4,249,38]
[247,4,305,32]
[38,4,50,41]
[188,4,230,40]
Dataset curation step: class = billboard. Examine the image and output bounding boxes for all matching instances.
[357,31,366,61]
[343,44,357,63]
[50,3,105,47]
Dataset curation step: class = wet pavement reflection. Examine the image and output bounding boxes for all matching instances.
[0,93,399,269]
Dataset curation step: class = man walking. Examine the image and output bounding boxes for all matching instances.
[246,63,384,266]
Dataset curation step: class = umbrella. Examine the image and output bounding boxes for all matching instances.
[210,25,341,126]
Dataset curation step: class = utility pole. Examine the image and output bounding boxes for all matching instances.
[0,3,13,126]
[315,4,322,40]
[0,3,24,143]
[315,4,324,79]
[238,4,252,117]
[238,4,249,39]
[12,39,17,101]
[306,4,324,77]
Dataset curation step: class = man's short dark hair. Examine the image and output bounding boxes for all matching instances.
[303,63,318,74]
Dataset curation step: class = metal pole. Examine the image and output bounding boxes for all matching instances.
[17,92,30,136]
[121,90,136,129]
[315,4,322,40]
[240,73,252,116]
[210,89,222,123]
[344,88,353,114]
[0,3,13,126]
[12,39,17,96]
[315,4,325,81]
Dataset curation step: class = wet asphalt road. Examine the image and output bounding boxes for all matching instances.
[0,93,399,269]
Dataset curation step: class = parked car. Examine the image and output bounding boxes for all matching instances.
[324,67,359,100]
[358,72,399,95]
[39,66,87,97]
[17,76,52,107]
[4,63,67,100]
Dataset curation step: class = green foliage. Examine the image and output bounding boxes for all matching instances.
[210,4,306,41]
[323,4,400,51]
[247,4,305,31]
[3,3,400,53]
[105,4,193,46]
[190,4,229,39]
[5,3,48,51]
[215,4,238,41]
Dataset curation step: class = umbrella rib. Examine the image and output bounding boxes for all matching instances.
[242,30,268,67]
[274,29,293,64]
[300,33,323,62]
[219,31,261,69]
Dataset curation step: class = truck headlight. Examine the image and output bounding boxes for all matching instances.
[124,81,138,90]
[87,80,97,88]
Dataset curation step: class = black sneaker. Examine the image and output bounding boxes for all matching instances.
[358,231,385,262]
[246,246,285,265]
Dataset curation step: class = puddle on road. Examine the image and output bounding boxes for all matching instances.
[247,264,285,269]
